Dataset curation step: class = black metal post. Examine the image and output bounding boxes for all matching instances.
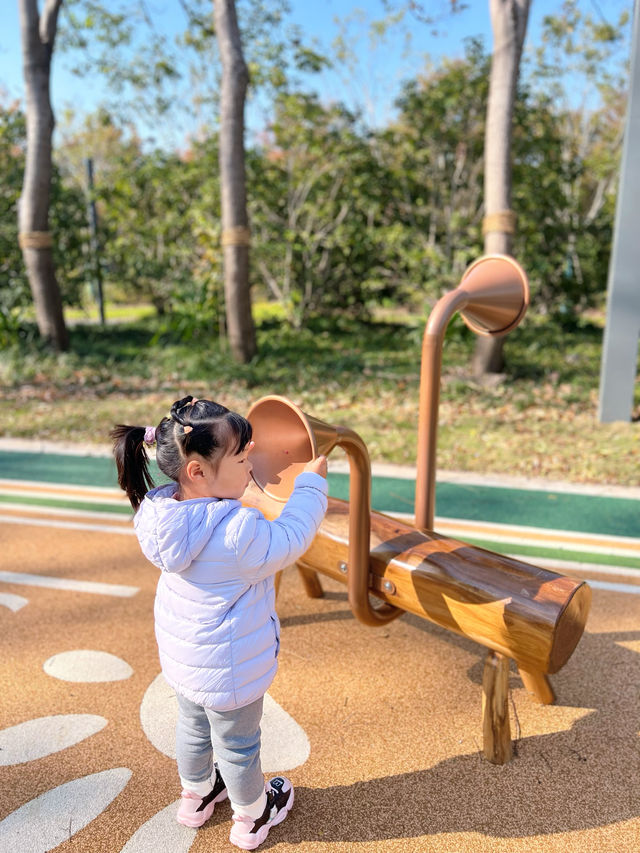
[85,157,105,326]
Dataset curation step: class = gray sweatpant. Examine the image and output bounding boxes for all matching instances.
[175,692,265,807]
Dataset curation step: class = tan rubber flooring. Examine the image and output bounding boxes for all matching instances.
[1,519,639,853]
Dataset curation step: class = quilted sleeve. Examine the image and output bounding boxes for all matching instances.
[234,472,328,582]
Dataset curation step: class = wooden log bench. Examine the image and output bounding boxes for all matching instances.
[242,484,592,764]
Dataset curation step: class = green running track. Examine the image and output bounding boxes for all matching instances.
[1,449,639,577]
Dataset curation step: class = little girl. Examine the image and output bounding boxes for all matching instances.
[111,395,328,850]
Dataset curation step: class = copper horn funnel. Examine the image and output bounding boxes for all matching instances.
[247,394,400,626]
[458,255,529,337]
[415,255,529,532]
[247,395,340,502]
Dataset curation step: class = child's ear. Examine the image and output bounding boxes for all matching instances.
[185,459,204,481]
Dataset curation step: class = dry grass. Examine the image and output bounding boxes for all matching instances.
[1,309,638,487]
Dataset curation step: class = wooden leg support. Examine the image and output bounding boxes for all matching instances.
[297,565,324,598]
[274,566,324,601]
[482,650,513,764]
[274,569,283,599]
[518,667,556,705]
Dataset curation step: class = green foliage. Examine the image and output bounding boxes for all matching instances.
[91,128,223,338]
[51,169,90,309]
[4,3,629,345]
[521,1,630,317]
[0,104,28,343]
[377,38,490,297]
[537,0,630,95]
[59,0,328,135]
[250,92,409,325]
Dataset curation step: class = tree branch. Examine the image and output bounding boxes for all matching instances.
[257,259,284,301]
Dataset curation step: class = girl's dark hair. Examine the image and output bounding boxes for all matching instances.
[110,395,252,510]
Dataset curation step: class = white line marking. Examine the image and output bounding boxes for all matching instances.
[588,580,640,595]
[0,477,123,497]
[0,502,131,522]
[0,438,113,457]
[0,571,139,598]
[505,554,640,579]
[0,489,127,507]
[390,512,640,558]
[434,469,640,499]
[0,514,134,535]
[2,511,638,593]
[435,517,640,548]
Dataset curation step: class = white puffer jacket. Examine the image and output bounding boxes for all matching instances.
[134,472,328,710]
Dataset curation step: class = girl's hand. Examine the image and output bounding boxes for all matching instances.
[305,455,327,478]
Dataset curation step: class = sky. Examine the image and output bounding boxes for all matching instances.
[0,0,632,146]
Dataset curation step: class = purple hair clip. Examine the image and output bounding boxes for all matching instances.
[143,426,156,445]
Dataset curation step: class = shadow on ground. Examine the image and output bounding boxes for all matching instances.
[281,594,640,846]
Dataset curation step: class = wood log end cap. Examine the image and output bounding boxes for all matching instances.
[548,581,592,674]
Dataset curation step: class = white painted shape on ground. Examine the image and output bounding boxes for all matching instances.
[260,693,310,771]
[0,592,28,611]
[140,673,178,758]
[0,714,107,766]
[140,674,310,770]
[0,767,132,852]
[119,799,196,853]
[0,570,138,597]
[44,650,134,682]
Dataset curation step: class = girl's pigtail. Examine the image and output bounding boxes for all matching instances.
[110,424,155,511]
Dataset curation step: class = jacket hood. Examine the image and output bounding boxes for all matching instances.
[134,483,240,573]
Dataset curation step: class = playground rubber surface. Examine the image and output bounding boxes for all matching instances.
[1,446,639,852]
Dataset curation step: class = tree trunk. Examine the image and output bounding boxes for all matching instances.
[472,0,530,379]
[18,0,68,351]
[214,0,257,363]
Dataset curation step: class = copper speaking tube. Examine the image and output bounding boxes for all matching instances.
[414,254,529,532]
[247,395,401,626]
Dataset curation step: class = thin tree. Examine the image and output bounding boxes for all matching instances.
[214,0,256,362]
[472,0,530,378]
[18,0,69,350]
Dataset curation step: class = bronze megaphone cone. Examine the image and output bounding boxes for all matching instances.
[247,395,340,502]
[458,254,529,337]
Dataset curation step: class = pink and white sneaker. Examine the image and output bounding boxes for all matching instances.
[176,765,227,828]
[229,776,294,850]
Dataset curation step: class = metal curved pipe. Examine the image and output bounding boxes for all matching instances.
[336,426,402,626]
[414,255,529,531]
[414,289,469,532]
